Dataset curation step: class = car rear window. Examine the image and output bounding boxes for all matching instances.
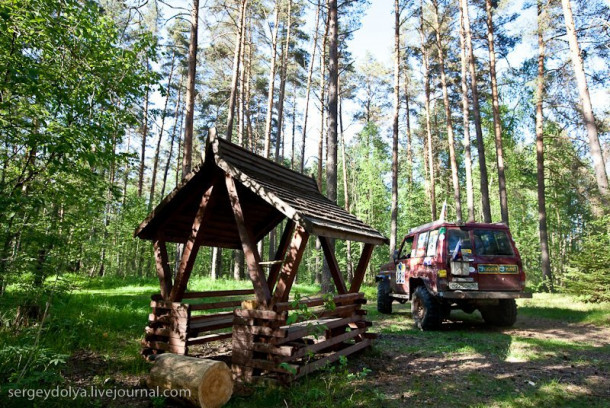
[446,229,473,254]
[474,229,514,256]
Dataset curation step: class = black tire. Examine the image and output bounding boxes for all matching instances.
[377,278,393,314]
[411,286,442,330]
[480,299,517,327]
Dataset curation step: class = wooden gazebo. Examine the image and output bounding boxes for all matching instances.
[135,131,388,382]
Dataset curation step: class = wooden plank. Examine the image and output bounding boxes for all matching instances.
[153,240,174,300]
[189,311,234,322]
[287,327,367,361]
[170,183,215,301]
[267,219,296,292]
[182,289,255,299]
[271,225,310,304]
[273,292,364,312]
[189,300,243,311]
[186,332,232,345]
[225,174,272,305]
[251,343,295,357]
[234,309,287,321]
[349,243,375,293]
[188,317,233,333]
[231,322,288,338]
[293,338,371,380]
[274,315,362,345]
[319,236,347,294]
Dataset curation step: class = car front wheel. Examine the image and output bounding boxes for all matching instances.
[411,286,441,330]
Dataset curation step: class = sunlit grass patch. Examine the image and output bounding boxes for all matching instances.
[518,293,610,326]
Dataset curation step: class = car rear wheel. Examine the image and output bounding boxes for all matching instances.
[377,278,393,314]
[411,286,441,330]
[480,299,517,327]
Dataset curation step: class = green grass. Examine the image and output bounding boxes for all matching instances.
[518,293,610,326]
[0,277,609,407]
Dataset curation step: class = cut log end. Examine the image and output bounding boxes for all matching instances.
[147,354,233,408]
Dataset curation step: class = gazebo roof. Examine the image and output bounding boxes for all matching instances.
[135,133,388,248]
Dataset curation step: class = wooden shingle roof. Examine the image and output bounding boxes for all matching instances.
[135,133,388,247]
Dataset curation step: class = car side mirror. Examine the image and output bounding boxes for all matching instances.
[392,249,400,263]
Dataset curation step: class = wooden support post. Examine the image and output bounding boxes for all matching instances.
[153,239,174,300]
[349,243,375,293]
[319,236,347,294]
[272,225,310,304]
[225,174,272,305]
[170,184,215,301]
[267,219,296,292]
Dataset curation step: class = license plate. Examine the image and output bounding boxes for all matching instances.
[448,282,479,290]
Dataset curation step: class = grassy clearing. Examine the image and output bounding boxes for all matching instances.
[518,293,610,326]
[0,277,609,407]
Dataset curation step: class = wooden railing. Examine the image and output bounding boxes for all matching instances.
[231,292,374,383]
[142,289,255,357]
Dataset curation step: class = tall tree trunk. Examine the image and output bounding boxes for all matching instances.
[536,0,553,292]
[419,3,436,220]
[183,0,199,177]
[404,74,413,186]
[275,0,292,162]
[238,17,248,146]
[211,247,221,280]
[317,10,330,191]
[264,1,281,158]
[138,84,149,197]
[161,79,183,198]
[226,0,248,142]
[291,86,297,169]
[301,0,321,173]
[485,0,509,225]
[390,0,400,254]
[458,0,475,222]
[122,132,132,207]
[561,0,609,209]
[149,52,176,209]
[433,0,462,222]
[340,96,352,283]
[245,20,254,151]
[233,250,244,281]
[461,0,491,222]
[322,0,338,295]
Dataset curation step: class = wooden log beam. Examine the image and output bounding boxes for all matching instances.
[349,243,375,293]
[273,292,364,312]
[153,240,174,300]
[225,174,272,305]
[272,225,310,304]
[170,184,215,301]
[267,219,296,292]
[147,354,233,408]
[319,236,347,294]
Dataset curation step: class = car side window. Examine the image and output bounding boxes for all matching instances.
[400,236,414,259]
[410,235,418,258]
[415,231,429,258]
[426,230,439,257]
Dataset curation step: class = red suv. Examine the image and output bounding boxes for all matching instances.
[377,221,532,330]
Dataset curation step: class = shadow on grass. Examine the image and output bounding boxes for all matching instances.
[518,305,609,325]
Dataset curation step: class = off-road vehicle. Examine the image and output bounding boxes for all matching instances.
[377,221,532,330]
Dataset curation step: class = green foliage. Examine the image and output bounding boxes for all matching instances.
[564,216,610,302]
[0,0,157,289]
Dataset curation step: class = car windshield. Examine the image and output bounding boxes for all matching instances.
[473,229,514,256]
[446,229,473,256]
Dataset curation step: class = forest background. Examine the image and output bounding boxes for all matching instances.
[1,0,609,314]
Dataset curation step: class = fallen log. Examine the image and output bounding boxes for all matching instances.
[147,354,233,408]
